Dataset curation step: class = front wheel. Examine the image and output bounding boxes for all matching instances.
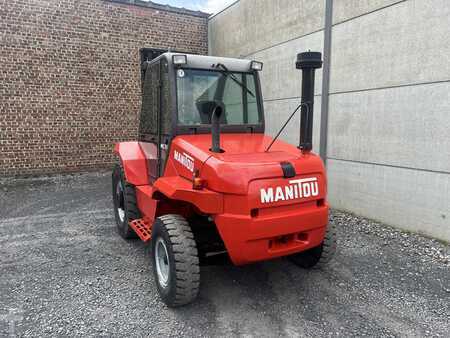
[151,214,200,307]
[289,223,336,269]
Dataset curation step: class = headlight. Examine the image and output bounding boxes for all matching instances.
[250,61,263,71]
[172,54,187,66]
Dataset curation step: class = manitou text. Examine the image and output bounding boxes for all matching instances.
[260,177,319,204]
[174,150,194,172]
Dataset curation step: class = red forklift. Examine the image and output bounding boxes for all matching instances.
[112,49,335,307]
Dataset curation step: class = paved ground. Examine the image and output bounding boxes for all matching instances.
[0,172,449,337]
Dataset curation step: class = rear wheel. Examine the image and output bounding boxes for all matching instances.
[151,214,200,307]
[112,164,139,239]
[289,223,336,269]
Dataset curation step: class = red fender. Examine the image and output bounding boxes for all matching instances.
[114,142,150,186]
[153,176,223,214]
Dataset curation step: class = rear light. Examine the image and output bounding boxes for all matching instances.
[192,169,205,190]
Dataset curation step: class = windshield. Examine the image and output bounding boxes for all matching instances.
[176,69,262,126]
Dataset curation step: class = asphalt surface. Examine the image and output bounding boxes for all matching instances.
[0,172,449,337]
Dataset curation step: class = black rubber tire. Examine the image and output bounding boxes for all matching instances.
[289,223,337,269]
[112,164,139,239]
[151,214,200,307]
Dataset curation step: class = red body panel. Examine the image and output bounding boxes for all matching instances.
[135,185,157,220]
[114,142,153,186]
[153,176,223,214]
[115,133,329,266]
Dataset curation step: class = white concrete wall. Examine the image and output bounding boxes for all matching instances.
[208,0,450,241]
[327,0,450,241]
[208,0,325,57]
[209,0,325,153]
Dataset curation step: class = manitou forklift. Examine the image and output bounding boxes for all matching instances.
[112,48,336,307]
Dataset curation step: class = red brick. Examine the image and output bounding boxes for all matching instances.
[0,0,208,177]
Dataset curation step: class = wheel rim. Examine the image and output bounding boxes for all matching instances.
[155,237,170,288]
[116,181,125,223]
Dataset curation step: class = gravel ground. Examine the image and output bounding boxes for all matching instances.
[0,172,449,337]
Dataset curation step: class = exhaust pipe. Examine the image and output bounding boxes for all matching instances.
[196,100,224,153]
[210,105,223,153]
[296,51,322,153]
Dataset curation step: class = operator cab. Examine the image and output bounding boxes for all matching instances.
[139,49,265,176]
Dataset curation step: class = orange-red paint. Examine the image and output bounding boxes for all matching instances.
[115,133,328,265]
[129,217,152,242]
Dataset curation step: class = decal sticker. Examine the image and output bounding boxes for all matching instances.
[174,150,194,172]
[260,177,319,204]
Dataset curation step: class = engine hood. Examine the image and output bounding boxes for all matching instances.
[169,134,326,196]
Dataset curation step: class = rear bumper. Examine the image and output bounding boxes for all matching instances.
[214,203,328,265]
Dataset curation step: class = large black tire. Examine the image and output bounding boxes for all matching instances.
[151,214,200,307]
[289,223,336,269]
[112,164,140,239]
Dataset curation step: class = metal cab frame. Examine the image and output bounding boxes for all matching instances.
[138,48,266,177]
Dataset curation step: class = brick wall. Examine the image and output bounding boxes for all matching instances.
[0,0,208,177]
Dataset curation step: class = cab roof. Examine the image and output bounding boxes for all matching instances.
[152,52,254,73]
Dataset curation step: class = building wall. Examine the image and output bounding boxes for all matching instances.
[0,0,208,176]
[208,0,450,241]
[209,0,325,153]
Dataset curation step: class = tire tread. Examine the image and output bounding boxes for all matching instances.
[289,222,337,269]
[112,163,140,239]
[155,214,200,307]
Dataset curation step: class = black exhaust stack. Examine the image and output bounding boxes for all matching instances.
[195,100,224,153]
[210,105,223,153]
[296,51,322,153]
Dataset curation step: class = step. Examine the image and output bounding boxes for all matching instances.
[129,217,152,242]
